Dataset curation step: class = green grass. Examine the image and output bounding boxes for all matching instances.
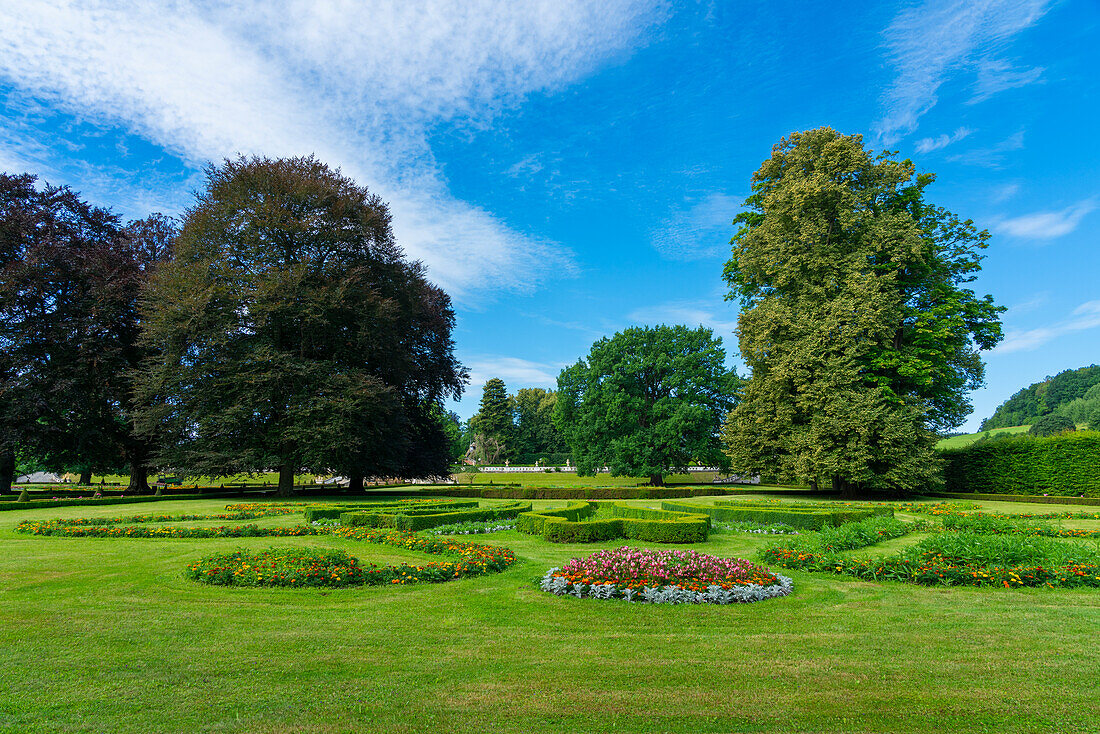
[1,497,1098,733]
[451,471,719,486]
[935,424,1031,450]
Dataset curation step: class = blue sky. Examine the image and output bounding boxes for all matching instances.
[1,0,1096,431]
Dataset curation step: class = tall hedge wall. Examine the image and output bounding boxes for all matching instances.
[941,432,1100,497]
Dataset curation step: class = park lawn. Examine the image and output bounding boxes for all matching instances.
[1,498,1098,733]
[935,425,1031,450]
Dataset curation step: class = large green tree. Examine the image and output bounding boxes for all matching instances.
[0,173,168,492]
[554,325,737,485]
[510,387,567,460]
[469,378,513,463]
[134,156,465,496]
[721,128,1003,494]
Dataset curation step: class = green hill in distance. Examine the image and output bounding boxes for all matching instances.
[981,365,1100,430]
[935,425,1031,450]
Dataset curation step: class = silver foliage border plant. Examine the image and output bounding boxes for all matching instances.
[539,567,793,604]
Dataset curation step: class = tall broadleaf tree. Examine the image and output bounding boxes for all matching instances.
[0,173,165,491]
[134,156,466,496]
[554,325,738,486]
[721,128,1003,494]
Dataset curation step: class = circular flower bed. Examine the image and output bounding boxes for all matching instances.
[540,546,792,604]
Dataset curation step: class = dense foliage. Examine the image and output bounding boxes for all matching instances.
[554,324,738,485]
[134,156,465,494]
[722,128,1003,495]
[0,173,172,493]
[941,431,1100,496]
[1028,414,1076,437]
[981,364,1100,429]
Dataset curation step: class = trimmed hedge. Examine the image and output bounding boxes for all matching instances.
[661,500,884,530]
[340,502,532,531]
[514,501,597,535]
[928,492,1100,506]
[942,432,1100,497]
[516,502,709,543]
[0,493,242,512]
[303,500,476,522]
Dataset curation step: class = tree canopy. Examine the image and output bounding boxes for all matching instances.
[553,324,737,485]
[0,173,167,492]
[133,156,465,495]
[721,128,1003,494]
[981,365,1100,430]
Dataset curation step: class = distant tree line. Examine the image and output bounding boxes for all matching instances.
[981,365,1100,430]
[464,379,569,464]
[0,157,466,495]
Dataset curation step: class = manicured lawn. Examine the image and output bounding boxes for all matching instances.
[1,497,1098,733]
[451,471,719,486]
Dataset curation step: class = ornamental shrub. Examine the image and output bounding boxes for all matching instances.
[340,501,531,531]
[660,500,881,529]
[1029,414,1076,437]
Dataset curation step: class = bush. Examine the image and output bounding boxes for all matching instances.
[1029,414,1076,437]
[941,431,1100,496]
[661,500,882,529]
[341,502,532,531]
[1087,406,1100,432]
[515,502,708,543]
[303,500,476,522]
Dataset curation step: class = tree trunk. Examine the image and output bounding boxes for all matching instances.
[831,475,861,499]
[277,464,294,498]
[79,470,92,485]
[128,466,150,494]
[649,473,664,487]
[0,451,14,494]
[127,443,151,494]
[348,473,364,493]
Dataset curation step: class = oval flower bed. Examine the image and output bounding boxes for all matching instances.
[540,546,792,604]
[186,528,517,589]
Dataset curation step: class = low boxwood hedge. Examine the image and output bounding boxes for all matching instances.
[0,493,241,512]
[303,500,477,522]
[340,501,532,531]
[516,502,709,543]
[661,500,885,530]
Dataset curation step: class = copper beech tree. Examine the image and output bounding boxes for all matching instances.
[133,156,466,496]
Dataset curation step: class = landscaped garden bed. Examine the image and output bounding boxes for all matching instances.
[540,546,792,604]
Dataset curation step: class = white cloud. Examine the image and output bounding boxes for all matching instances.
[0,0,664,301]
[991,181,1021,203]
[651,192,740,261]
[994,198,1097,240]
[947,130,1025,168]
[464,356,564,392]
[876,0,1050,144]
[915,127,974,153]
[627,300,739,337]
[970,58,1044,103]
[993,300,1100,354]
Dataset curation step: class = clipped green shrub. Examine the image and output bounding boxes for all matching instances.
[515,502,708,543]
[942,431,1100,496]
[661,500,881,529]
[514,501,597,535]
[340,502,531,531]
[303,500,476,522]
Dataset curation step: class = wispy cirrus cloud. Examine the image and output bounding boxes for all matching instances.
[993,300,1100,354]
[993,198,1097,240]
[970,57,1045,103]
[875,0,1051,144]
[947,130,1025,168]
[464,356,565,391]
[915,126,974,153]
[0,0,666,301]
[651,192,740,261]
[627,299,739,337]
